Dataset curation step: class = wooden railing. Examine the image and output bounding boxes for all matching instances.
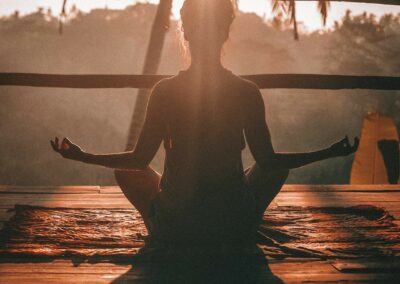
[0,73,399,90]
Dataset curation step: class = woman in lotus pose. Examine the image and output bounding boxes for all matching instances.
[51,0,358,246]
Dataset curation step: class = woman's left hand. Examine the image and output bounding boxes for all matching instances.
[50,137,85,161]
[329,136,359,157]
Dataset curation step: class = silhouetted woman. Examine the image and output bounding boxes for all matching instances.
[51,0,358,247]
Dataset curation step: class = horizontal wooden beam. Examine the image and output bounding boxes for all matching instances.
[0,73,399,90]
[282,0,400,5]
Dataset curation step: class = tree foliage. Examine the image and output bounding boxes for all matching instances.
[272,0,331,39]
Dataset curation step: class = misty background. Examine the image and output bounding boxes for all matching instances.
[0,3,399,185]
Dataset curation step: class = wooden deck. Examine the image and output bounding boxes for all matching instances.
[1,184,400,283]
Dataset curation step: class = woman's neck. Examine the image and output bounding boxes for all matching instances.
[188,49,225,74]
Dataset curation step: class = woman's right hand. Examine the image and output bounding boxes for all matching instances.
[50,137,85,162]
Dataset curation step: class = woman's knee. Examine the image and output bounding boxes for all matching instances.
[273,168,290,182]
[247,163,289,186]
[266,169,289,197]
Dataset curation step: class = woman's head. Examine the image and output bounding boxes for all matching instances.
[180,0,236,55]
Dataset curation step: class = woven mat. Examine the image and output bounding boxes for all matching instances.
[1,205,399,260]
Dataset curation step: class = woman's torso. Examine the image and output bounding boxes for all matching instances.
[150,68,258,242]
[160,69,250,194]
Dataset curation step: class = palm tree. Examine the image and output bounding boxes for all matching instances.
[272,0,331,40]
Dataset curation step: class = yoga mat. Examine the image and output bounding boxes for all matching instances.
[1,205,399,260]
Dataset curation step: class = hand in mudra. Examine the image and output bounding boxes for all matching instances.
[329,136,359,157]
[50,137,85,161]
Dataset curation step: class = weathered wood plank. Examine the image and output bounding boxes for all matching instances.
[3,192,400,202]
[1,200,398,210]
[100,184,400,194]
[2,185,400,195]
[276,192,400,201]
[0,196,131,208]
[98,185,400,194]
[0,260,337,274]
[281,184,400,192]
[274,200,400,209]
[1,273,398,284]
[332,260,400,273]
[100,187,123,194]
[1,265,399,283]
[0,199,134,209]
[0,186,101,190]
[0,186,100,194]
[0,278,97,284]
[268,260,339,273]
[275,273,400,282]
[0,265,131,274]
[0,203,134,209]
[1,192,400,210]
[1,260,400,283]
[0,260,131,267]
[0,193,125,200]
[0,273,122,284]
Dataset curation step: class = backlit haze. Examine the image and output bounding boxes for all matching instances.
[0,0,399,31]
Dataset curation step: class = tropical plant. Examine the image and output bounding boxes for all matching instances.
[272,0,330,40]
[58,0,330,40]
[59,0,67,34]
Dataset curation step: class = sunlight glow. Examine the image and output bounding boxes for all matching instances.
[0,0,399,31]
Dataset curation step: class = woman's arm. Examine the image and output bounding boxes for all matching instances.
[51,82,167,170]
[243,85,359,172]
[268,136,358,170]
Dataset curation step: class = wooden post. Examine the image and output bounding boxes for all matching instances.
[125,0,173,151]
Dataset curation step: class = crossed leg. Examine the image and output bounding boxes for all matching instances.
[245,163,289,225]
[114,166,161,230]
[115,164,288,232]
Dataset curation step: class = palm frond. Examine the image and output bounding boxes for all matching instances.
[272,0,287,14]
[318,0,331,26]
[272,0,298,40]
[290,0,299,40]
[59,0,67,35]
[271,0,331,39]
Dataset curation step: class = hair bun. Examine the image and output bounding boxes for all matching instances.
[180,0,236,30]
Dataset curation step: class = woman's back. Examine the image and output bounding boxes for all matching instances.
[159,68,252,194]
[149,68,259,244]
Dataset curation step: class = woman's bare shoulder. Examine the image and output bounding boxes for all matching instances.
[228,72,262,98]
[150,75,180,99]
[153,72,185,93]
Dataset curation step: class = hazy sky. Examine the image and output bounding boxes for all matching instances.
[0,0,399,31]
